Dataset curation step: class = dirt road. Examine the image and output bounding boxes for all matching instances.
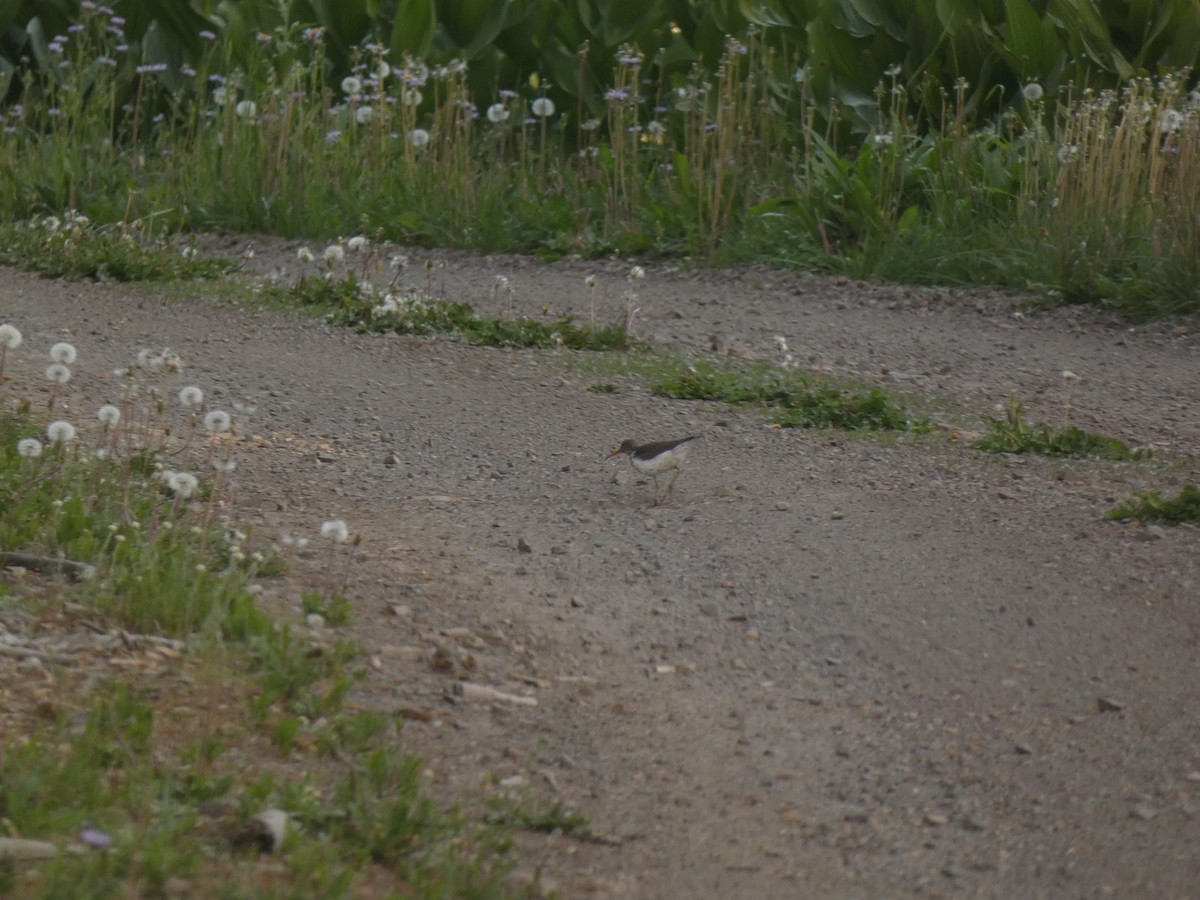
[4,241,1199,898]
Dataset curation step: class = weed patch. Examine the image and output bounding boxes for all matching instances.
[1107,485,1200,524]
[972,398,1143,460]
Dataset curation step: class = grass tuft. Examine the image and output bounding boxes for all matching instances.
[972,397,1143,460]
[1107,485,1200,524]
[650,360,924,431]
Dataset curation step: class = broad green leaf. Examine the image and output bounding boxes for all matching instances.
[1002,0,1060,78]
[439,0,514,58]
[390,0,435,58]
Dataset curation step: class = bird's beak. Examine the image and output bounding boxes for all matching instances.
[606,447,622,459]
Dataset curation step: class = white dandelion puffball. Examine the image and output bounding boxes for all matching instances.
[0,323,22,349]
[531,97,555,117]
[49,341,77,364]
[403,88,422,107]
[179,385,204,408]
[324,244,345,265]
[320,519,350,543]
[17,437,43,458]
[1022,82,1044,102]
[341,76,361,96]
[46,363,72,384]
[297,246,315,263]
[203,410,232,433]
[236,99,257,119]
[486,102,509,123]
[408,128,430,147]
[168,471,199,498]
[585,274,597,287]
[47,420,77,444]
[355,105,373,125]
[347,235,369,252]
[97,405,121,426]
[629,265,645,280]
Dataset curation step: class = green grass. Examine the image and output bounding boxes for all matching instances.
[972,397,1144,460]
[1107,485,1200,525]
[272,272,633,351]
[0,215,230,283]
[0,336,527,898]
[1,4,1198,318]
[649,359,925,432]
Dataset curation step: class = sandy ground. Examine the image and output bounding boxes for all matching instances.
[3,240,1199,899]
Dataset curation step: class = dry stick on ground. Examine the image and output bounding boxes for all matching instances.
[0,551,97,581]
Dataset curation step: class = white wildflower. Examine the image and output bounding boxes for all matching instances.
[531,97,555,117]
[179,385,204,407]
[236,99,257,119]
[407,128,430,147]
[323,244,345,265]
[46,420,76,444]
[49,342,77,364]
[629,265,645,280]
[167,471,198,498]
[1022,83,1044,102]
[45,363,72,384]
[0,324,22,349]
[297,246,315,263]
[355,105,373,125]
[97,404,121,426]
[17,437,43,458]
[320,519,350,543]
[486,102,509,123]
[203,410,231,433]
[347,235,369,252]
[341,76,361,96]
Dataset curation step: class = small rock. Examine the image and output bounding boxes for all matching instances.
[1144,525,1167,541]
[774,501,791,511]
[517,538,532,554]
[1097,696,1126,713]
[1015,742,1034,755]
[964,815,988,832]
[941,864,965,879]
[830,511,844,520]
[389,604,412,617]
[382,452,400,466]
[1130,803,1158,821]
[924,813,949,827]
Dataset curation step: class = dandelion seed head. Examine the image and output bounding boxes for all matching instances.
[1159,109,1183,134]
[355,105,373,124]
[1061,369,1079,382]
[168,471,198,498]
[49,341,77,364]
[531,97,555,117]
[46,420,76,444]
[17,438,42,458]
[324,244,345,264]
[179,385,204,407]
[236,99,257,119]
[321,519,350,543]
[97,404,121,425]
[341,76,362,96]
[203,410,231,433]
[486,102,509,123]
[0,323,24,349]
[585,275,597,287]
[213,458,237,473]
[403,88,422,107]
[407,128,430,147]
[347,235,369,252]
[46,363,72,384]
[1022,82,1044,102]
[297,246,315,263]
[629,265,645,280]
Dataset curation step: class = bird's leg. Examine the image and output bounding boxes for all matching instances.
[665,468,680,500]
[650,474,661,506]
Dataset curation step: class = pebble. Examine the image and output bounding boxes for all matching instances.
[1130,803,1158,821]
[1097,696,1126,713]
[924,813,949,827]
[774,502,790,511]
[1014,742,1034,755]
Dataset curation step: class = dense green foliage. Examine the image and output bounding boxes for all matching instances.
[1108,485,1200,524]
[1,2,1198,316]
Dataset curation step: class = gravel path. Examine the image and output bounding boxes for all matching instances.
[3,242,1199,898]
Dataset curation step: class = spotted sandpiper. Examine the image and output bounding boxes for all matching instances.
[608,435,698,505]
